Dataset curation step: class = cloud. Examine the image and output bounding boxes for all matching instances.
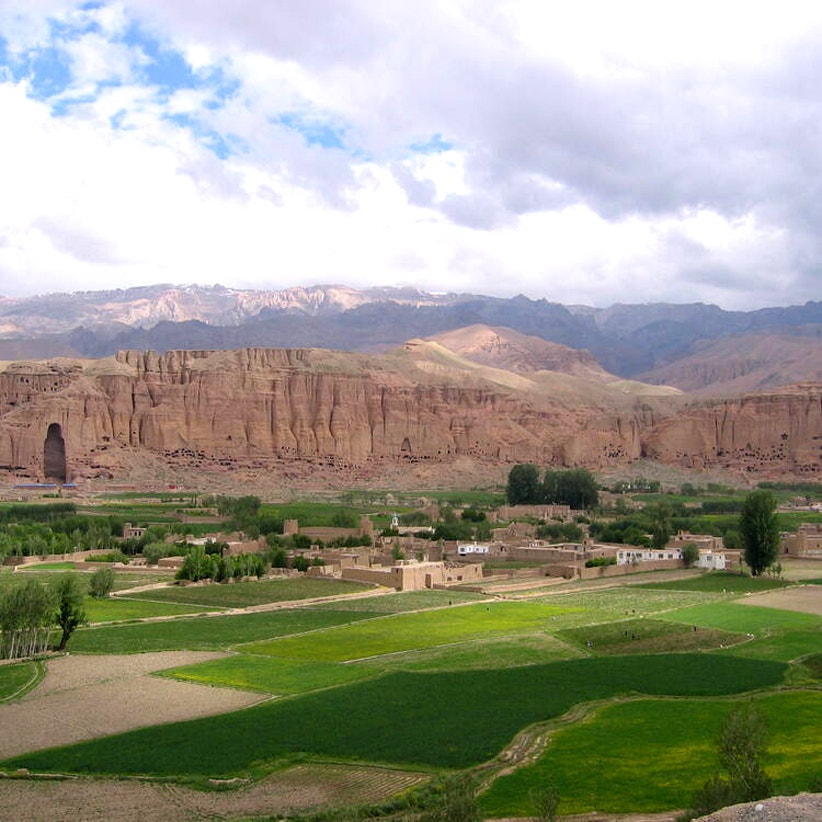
[0,1,820,309]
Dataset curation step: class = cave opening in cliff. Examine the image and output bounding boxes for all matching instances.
[44,423,67,483]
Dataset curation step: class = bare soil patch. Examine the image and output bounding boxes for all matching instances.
[0,651,263,759]
[0,763,429,821]
[738,585,822,616]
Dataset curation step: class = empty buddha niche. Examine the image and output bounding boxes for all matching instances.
[44,423,67,483]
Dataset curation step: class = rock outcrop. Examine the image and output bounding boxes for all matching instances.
[0,348,817,486]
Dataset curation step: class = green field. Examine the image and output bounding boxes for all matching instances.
[480,691,822,817]
[243,601,576,662]
[3,518,819,821]
[165,653,379,694]
[0,660,42,701]
[637,572,791,593]
[84,596,210,623]
[310,589,485,613]
[68,607,378,654]
[6,654,786,778]
[662,601,822,634]
[126,577,372,608]
[557,617,741,655]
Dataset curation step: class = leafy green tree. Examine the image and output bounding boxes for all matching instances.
[89,566,115,598]
[506,464,541,505]
[52,574,86,652]
[544,468,599,509]
[681,542,700,568]
[0,580,53,659]
[740,490,779,576]
[648,501,672,549]
[292,554,310,572]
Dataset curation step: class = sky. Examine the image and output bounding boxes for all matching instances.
[1,1,821,309]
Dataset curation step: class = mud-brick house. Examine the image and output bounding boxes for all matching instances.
[782,523,822,558]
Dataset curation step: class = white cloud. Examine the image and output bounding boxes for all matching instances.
[0,1,820,308]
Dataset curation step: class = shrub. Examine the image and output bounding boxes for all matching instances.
[89,567,115,599]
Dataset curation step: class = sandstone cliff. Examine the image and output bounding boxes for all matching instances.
[0,348,817,487]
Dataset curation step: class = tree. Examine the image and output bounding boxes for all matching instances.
[544,468,599,509]
[0,580,53,659]
[691,701,772,816]
[681,542,700,568]
[740,490,779,576]
[52,574,86,652]
[89,566,115,598]
[506,464,541,505]
[648,501,672,549]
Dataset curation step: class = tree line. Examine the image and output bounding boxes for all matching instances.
[506,465,599,509]
[0,574,85,659]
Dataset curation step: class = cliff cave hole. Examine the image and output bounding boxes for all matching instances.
[401,437,412,453]
[44,423,67,483]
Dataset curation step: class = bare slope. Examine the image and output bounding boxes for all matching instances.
[639,334,822,394]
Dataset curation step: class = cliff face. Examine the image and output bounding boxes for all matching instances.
[642,385,822,476]
[0,349,817,484]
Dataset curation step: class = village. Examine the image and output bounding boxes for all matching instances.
[7,495,819,594]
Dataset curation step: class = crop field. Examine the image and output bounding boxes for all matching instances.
[126,577,373,608]
[68,607,378,654]
[309,588,485,612]
[1,565,819,819]
[556,617,740,654]
[661,600,822,634]
[481,691,822,817]
[5,654,786,778]
[637,572,791,593]
[164,653,380,694]
[84,596,210,623]
[242,600,577,662]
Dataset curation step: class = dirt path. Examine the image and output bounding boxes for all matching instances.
[0,651,265,759]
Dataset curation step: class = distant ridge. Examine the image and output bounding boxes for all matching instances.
[0,284,820,390]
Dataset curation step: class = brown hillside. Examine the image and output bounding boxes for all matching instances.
[640,333,822,394]
[424,324,614,381]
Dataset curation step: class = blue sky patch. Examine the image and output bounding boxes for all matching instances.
[410,134,454,154]
[275,112,348,150]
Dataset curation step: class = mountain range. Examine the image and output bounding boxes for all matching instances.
[0,284,820,393]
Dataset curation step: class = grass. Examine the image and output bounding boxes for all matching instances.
[67,608,379,654]
[0,661,42,702]
[164,654,379,694]
[6,654,786,777]
[84,596,210,623]
[557,618,742,655]
[526,587,726,629]
[14,562,77,571]
[636,571,791,593]
[126,577,372,608]
[243,601,576,662]
[361,633,582,673]
[722,628,822,663]
[164,633,581,694]
[661,601,822,634]
[480,691,822,817]
[111,571,176,591]
[310,589,485,613]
